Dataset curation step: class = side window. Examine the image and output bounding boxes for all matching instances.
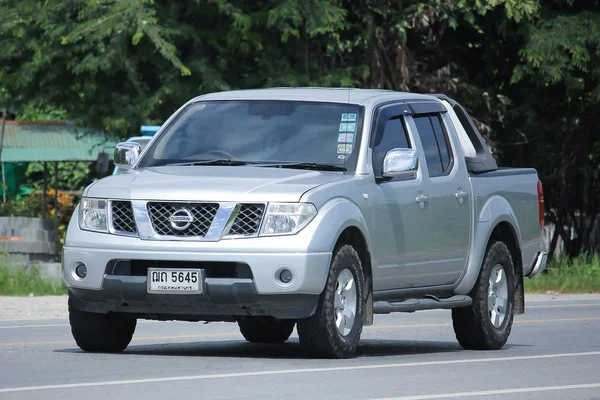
[373,117,411,177]
[413,114,453,177]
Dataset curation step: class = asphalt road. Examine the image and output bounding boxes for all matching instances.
[1,294,600,400]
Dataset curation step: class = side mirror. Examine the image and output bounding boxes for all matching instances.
[383,148,418,177]
[114,142,141,170]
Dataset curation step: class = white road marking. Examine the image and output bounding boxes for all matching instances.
[1,351,600,393]
[527,303,600,309]
[372,382,600,400]
[526,297,600,303]
[0,324,69,329]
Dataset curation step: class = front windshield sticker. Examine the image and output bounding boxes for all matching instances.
[339,122,356,132]
[338,113,357,156]
[338,133,354,143]
[337,144,353,154]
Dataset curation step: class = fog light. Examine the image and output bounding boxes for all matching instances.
[75,264,87,279]
[279,269,293,284]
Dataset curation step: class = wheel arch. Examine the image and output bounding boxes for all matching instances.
[488,221,524,314]
[454,195,524,309]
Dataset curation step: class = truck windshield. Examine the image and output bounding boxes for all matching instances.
[136,100,363,171]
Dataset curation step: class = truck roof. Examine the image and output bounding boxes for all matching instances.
[193,87,439,106]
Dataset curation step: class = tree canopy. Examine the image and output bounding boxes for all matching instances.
[1,0,599,255]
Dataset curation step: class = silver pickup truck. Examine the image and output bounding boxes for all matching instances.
[63,88,547,358]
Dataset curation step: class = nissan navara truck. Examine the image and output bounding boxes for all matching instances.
[63,88,548,359]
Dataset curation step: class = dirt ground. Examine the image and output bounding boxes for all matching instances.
[0,295,68,320]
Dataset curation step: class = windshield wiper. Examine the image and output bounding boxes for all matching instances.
[166,159,251,167]
[258,162,347,172]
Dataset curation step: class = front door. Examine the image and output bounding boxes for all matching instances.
[370,107,433,290]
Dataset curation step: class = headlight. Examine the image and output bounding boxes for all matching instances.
[260,203,317,236]
[79,198,108,233]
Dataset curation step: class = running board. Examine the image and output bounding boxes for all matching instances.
[373,295,472,314]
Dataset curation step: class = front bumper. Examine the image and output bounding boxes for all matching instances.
[63,208,333,319]
[63,244,331,294]
[68,276,319,321]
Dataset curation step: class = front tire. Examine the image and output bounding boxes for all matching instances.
[69,307,136,352]
[237,317,295,343]
[297,244,365,359]
[452,240,515,350]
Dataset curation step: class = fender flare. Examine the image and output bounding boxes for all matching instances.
[304,197,372,255]
[454,195,523,295]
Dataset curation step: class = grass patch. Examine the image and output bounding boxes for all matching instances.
[0,265,67,296]
[525,253,600,293]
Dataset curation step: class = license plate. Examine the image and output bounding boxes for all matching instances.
[147,268,203,294]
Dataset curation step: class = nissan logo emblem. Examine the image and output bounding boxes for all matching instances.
[168,208,194,230]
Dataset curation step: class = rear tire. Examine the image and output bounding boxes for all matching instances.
[237,317,295,343]
[452,240,515,350]
[69,307,136,352]
[297,244,365,359]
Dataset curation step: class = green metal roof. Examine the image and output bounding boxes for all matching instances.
[0,121,119,162]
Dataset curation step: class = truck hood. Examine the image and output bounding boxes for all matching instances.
[85,166,349,202]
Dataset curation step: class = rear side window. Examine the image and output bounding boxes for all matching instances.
[372,117,411,177]
[413,115,453,177]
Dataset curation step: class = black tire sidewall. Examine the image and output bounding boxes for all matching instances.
[452,240,516,350]
[483,255,515,335]
[298,244,365,358]
[330,254,364,348]
[237,317,295,343]
[69,305,136,352]
[474,241,516,346]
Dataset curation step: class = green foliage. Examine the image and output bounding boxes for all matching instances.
[0,0,599,260]
[525,254,600,293]
[25,161,93,193]
[506,3,600,257]
[0,193,49,217]
[0,265,67,296]
[513,11,600,90]
[0,0,539,137]
[15,102,67,121]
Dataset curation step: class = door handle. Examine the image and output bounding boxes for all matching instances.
[416,194,429,203]
[455,189,468,205]
[455,190,468,199]
[416,194,429,209]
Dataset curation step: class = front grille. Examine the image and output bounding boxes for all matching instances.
[228,204,265,237]
[111,201,137,234]
[147,202,219,237]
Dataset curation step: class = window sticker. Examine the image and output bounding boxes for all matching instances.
[339,122,356,132]
[338,113,357,156]
[337,144,353,154]
[338,133,354,143]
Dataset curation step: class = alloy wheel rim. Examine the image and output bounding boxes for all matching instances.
[488,264,509,328]
[334,269,357,337]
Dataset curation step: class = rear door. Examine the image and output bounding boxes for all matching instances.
[409,113,471,285]
[370,104,434,290]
